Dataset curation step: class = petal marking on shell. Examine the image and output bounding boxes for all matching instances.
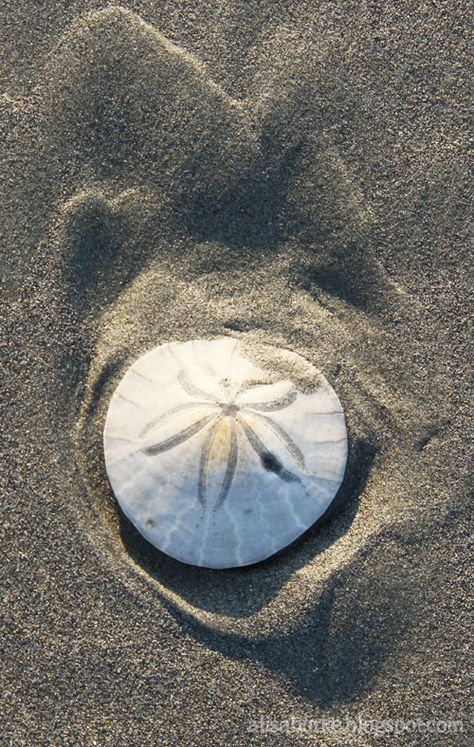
[197,417,239,510]
[139,401,218,439]
[177,368,219,402]
[237,415,300,484]
[197,417,222,508]
[215,418,239,510]
[243,410,306,469]
[237,387,298,411]
[142,413,218,456]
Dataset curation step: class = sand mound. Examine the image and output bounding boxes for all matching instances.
[42,8,259,199]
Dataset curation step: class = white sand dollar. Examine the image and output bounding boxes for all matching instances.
[104,337,348,568]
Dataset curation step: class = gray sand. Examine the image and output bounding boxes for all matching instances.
[1,3,472,746]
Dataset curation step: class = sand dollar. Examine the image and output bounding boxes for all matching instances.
[103,337,348,568]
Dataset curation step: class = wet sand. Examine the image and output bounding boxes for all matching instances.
[1,3,472,745]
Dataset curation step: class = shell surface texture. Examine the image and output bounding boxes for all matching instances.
[103,337,348,568]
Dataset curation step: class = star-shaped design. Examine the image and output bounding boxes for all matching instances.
[139,367,306,511]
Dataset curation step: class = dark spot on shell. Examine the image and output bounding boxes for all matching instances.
[261,451,282,474]
[260,451,299,483]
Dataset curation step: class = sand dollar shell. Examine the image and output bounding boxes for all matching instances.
[104,337,348,568]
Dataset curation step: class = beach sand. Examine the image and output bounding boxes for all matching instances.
[1,3,472,745]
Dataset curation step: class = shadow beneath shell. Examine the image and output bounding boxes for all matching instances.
[116,438,412,708]
[117,438,376,618]
[156,526,414,707]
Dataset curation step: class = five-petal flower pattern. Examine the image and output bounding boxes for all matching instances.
[104,338,348,568]
[139,366,306,511]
